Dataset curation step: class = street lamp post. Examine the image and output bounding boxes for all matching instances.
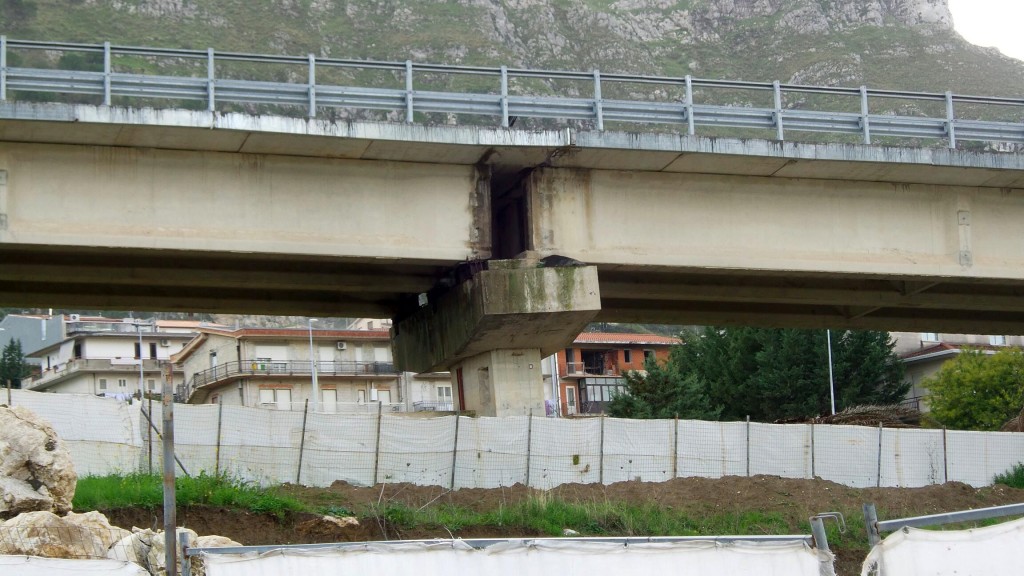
[308,319,319,412]
[827,329,836,415]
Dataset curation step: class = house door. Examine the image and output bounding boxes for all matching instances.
[437,385,453,410]
[565,386,577,415]
[321,389,337,413]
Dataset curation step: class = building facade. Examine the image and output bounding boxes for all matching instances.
[555,332,680,416]
[24,317,197,395]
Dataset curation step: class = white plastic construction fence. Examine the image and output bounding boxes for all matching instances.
[9,389,1024,489]
[200,539,827,576]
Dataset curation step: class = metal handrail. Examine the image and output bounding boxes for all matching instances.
[184,359,397,399]
[1,37,1022,146]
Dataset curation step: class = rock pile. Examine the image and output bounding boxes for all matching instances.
[0,405,77,517]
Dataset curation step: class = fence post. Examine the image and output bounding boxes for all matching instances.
[1,35,7,102]
[746,415,751,477]
[295,399,309,485]
[161,363,177,576]
[864,503,881,546]
[148,395,153,475]
[810,422,815,479]
[525,410,533,488]
[599,413,605,484]
[405,60,414,123]
[373,401,383,485]
[672,414,679,479]
[178,531,191,576]
[942,426,948,484]
[214,400,223,477]
[876,422,883,488]
[206,48,215,112]
[450,413,460,490]
[102,41,111,106]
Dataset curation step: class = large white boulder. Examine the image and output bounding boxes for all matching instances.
[106,527,155,568]
[0,510,105,558]
[65,510,132,550]
[148,527,198,576]
[195,534,242,548]
[0,406,76,516]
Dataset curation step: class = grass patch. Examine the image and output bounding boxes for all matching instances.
[995,463,1024,489]
[73,473,308,519]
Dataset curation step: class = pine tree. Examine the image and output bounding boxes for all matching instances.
[0,339,30,389]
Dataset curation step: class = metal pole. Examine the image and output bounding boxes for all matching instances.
[308,319,319,413]
[1,35,7,101]
[178,531,190,576]
[672,414,679,478]
[864,503,881,546]
[876,422,883,488]
[772,80,784,141]
[405,60,414,123]
[138,322,146,400]
[684,75,695,136]
[942,426,948,483]
[450,413,460,490]
[206,48,215,112]
[161,363,177,576]
[945,91,957,149]
[500,65,509,128]
[593,69,604,131]
[827,329,836,415]
[809,517,830,553]
[746,415,751,476]
[599,413,605,484]
[295,399,309,485]
[103,41,111,106]
[525,410,533,488]
[148,395,153,474]
[809,422,815,479]
[372,400,383,485]
[307,53,316,118]
[215,399,223,477]
[860,86,871,145]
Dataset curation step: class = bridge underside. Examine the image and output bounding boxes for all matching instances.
[2,104,1024,333]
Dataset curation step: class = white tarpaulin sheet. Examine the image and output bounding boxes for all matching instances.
[861,516,1024,576]
[0,556,149,575]
[203,539,827,576]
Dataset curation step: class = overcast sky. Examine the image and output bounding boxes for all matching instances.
[948,0,1024,61]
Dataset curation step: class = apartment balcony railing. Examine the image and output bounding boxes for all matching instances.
[183,359,397,399]
[412,400,455,412]
[563,361,619,377]
[27,358,165,390]
[262,401,406,414]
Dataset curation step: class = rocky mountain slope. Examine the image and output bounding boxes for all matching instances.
[2,0,1022,98]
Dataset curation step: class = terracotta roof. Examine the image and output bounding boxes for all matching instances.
[901,342,1014,362]
[573,332,681,346]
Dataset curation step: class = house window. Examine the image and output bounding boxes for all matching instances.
[118,378,127,388]
[147,379,156,390]
[73,343,82,359]
[149,343,157,358]
[210,351,218,367]
[98,378,107,390]
[134,342,141,359]
[623,349,632,364]
[921,333,939,343]
[990,335,1007,346]
[258,388,292,410]
[357,389,366,404]
[643,349,655,362]
[437,385,453,409]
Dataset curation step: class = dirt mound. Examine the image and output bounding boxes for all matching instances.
[99,477,1024,576]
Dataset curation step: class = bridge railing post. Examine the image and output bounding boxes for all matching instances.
[405,59,414,123]
[860,86,871,145]
[500,65,509,128]
[103,41,111,106]
[684,74,695,136]
[206,48,216,113]
[307,53,316,119]
[773,80,783,141]
[0,35,6,102]
[945,91,957,149]
[593,69,604,131]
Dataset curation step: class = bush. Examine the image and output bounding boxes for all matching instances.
[994,463,1024,489]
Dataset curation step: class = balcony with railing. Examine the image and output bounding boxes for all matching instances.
[27,358,165,390]
[183,359,398,400]
[412,400,455,412]
[562,360,620,378]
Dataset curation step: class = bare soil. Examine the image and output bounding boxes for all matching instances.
[101,476,1024,576]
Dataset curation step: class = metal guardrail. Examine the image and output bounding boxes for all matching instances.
[864,502,1024,546]
[1,37,1022,147]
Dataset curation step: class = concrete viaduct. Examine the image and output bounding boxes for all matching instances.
[2,103,1023,414]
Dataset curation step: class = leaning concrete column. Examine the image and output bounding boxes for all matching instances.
[392,257,600,417]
